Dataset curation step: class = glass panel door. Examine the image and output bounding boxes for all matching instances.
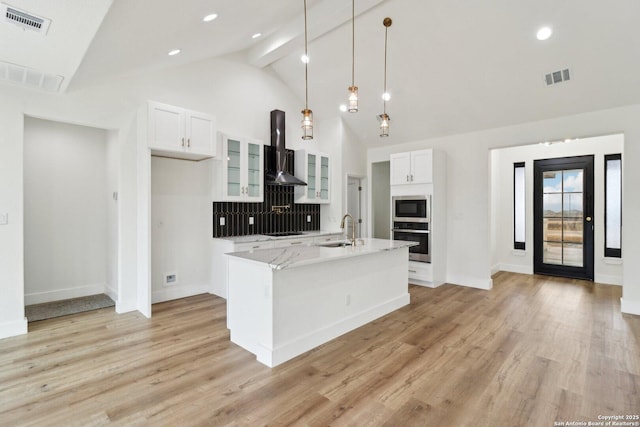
[307,154,316,200]
[534,156,594,280]
[320,156,329,201]
[246,142,261,198]
[226,139,241,197]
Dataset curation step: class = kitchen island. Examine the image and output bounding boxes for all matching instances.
[226,238,417,367]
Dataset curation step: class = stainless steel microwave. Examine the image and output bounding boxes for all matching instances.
[392,195,430,223]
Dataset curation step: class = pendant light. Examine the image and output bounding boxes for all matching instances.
[377,17,392,137]
[301,0,313,140]
[347,0,358,113]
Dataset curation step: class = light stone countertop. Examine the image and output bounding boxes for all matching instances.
[214,230,343,244]
[225,238,418,270]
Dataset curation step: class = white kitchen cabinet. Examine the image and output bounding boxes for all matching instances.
[295,150,330,204]
[390,149,432,185]
[214,134,264,202]
[148,101,216,161]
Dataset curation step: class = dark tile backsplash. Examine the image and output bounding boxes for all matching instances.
[212,186,320,238]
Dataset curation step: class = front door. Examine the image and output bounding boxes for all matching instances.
[533,155,594,280]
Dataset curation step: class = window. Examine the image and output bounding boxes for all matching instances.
[514,162,526,250]
[604,154,622,257]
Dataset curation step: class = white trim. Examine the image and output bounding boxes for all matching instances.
[254,294,410,368]
[497,263,533,275]
[621,298,640,316]
[446,274,493,290]
[511,249,527,257]
[116,298,137,314]
[0,317,28,339]
[105,282,118,302]
[594,274,623,286]
[24,283,105,305]
[602,257,623,265]
[152,283,210,304]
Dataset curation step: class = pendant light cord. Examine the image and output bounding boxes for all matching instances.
[383,23,388,114]
[351,0,355,87]
[304,0,309,110]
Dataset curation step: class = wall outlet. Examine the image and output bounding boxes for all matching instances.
[164,273,178,287]
[307,215,311,223]
[219,217,225,226]
[249,216,254,225]
[0,212,7,225]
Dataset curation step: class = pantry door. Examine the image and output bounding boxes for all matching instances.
[533,155,594,280]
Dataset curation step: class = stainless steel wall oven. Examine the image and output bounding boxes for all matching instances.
[392,196,431,263]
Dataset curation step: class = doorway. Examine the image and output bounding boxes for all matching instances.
[371,161,391,239]
[346,175,365,238]
[533,155,594,280]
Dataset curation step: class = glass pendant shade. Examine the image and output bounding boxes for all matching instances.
[378,113,390,137]
[348,86,358,113]
[301,109,313,140]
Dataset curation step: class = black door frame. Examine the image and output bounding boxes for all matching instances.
[533,155,594,280]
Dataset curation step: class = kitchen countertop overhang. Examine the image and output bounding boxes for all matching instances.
[226,238,418,270]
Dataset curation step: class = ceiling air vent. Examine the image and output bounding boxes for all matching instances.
[1,3,51,35]
[0,60,63,92]
[545,68,571,86]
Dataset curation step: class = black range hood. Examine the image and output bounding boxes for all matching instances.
[266,109,307,186]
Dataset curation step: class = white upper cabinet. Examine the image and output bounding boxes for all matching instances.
[295,150,330,204]
[148,101,216,161]
[214,133,264,202]
[390,149,433,185]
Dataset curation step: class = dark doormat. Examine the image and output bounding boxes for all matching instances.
[25,294,115,322]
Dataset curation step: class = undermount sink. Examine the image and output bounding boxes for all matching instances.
[321,241,354,248]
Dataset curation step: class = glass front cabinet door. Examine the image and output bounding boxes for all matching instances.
[219,134,264,202]
[295,150,330,204]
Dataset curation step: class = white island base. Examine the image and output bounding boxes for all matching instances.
[226,240,412,367]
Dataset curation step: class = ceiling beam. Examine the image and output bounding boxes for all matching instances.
[248,0,385,68]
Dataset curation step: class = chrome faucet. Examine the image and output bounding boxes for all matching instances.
[340,213,356,246]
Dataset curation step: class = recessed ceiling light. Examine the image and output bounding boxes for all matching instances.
[168,49,181,56]
[339,104,347,112]
[252,33,262,39]
[203,13,218,22]
[382,92,391,101]
[536,27,552,41]
[301,54,309,64]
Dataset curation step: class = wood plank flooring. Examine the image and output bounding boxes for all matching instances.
[1,272,638,426]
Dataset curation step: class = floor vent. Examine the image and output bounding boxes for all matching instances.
[545,68,571,86]
[1,3,51,35]
[0,60,63,92]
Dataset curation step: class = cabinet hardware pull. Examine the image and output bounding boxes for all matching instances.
[290,242,303,245]
[410,174,414,181]
[409,269,417,273]
[181,137,185,147]
[252,245,260,249]
[406,175,409,182]
[187,138,191,147]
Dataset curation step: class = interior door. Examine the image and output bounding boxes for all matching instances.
[533,155,594,280]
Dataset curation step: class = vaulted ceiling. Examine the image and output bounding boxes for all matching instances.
[2,0,640,146]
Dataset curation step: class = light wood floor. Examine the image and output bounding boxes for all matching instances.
[1,272,638,426]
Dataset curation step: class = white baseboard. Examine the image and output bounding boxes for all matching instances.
[594,274,623,286]
[497,263,533,275]
[152,283,211,304]
[621,298,640,316]
[105,283,118,302]
[410,279,445,288]
[253,293,410,367]
[491,264,500,275]
[0,317,28,339]
[447,274,493,290]
[116,299,137,314]
[25,283,106,305]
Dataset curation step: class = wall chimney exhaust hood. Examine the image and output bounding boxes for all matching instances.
[266,109,307,186]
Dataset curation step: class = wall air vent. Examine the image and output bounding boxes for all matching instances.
[0,60,63,92]
[545,68,571,86]
[1,3,51,35]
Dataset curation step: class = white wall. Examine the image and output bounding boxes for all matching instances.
[151,157,213,303]
[490,134,624,284]
[23,118,109,304]
[367,104,640,314]
[0,53,354,337]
